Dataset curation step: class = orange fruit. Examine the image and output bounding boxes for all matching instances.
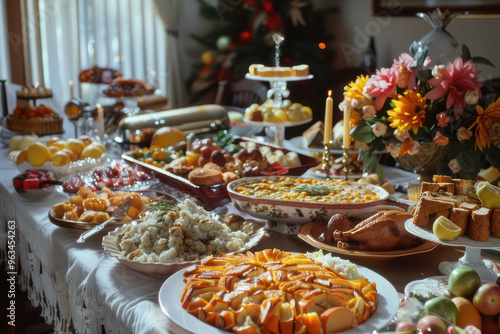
[47,146,58,155]
[52,151,71,166]
[47,136,61,147]
[52,140,70,150]
[16,149,28,164]
[62,148,78,162]
[452,297,482,330]
[27,142,52,166]
[78,135,93,147]
[150,126,186,148]
[66,138,85,156]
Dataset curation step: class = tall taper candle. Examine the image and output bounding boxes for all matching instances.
[324,90,333,143]
[97,104,104,139]
[344,104,351,149]
[69,80,74,99]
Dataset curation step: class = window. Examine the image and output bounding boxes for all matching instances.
[0,0,10,80]
[24,0,167,104]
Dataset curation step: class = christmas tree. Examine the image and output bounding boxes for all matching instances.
[187,0,337,104]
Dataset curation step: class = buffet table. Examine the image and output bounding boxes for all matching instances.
[1,143,500,334]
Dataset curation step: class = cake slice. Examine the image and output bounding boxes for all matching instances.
[449,207,470,236]
[470,207,491,241]
[412,192,455,229]
[302,121,324,149]
[420,182,455,193]
[491,210,500,238]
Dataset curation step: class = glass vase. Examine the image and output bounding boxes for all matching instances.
[416,9,462,66]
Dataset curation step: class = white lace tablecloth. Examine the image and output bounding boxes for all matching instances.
[0,145,313,333]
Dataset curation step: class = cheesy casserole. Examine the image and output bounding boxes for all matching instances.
[235,177,380,204]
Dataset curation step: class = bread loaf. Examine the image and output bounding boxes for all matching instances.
[449,207,470,236]
[420,182,455,193]
[470,207,491,241]
[188,167,224,186]
[433,175,452,183]
[412,192,455,229]
[491,210,500,238]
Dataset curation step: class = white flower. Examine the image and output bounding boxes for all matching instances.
[432,65,447,79]
[448,158,461,174]
[394,129,410,142]
[362,105,376,119]
[457,127,473,141]
[362,79,374,99]
[338,98,353,112]
[407,140,421,156]
[465,90,480,105]
[388,143,400,158]
[372,122,387,137]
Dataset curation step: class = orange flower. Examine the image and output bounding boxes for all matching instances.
[387,90,427,134]
[344,75,370,101]
[469,97,500,151]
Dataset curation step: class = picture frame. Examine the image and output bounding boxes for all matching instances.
[372,0,500,16]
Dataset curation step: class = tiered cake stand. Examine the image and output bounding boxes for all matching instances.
[244,73,313,147]
[405,220,500,282]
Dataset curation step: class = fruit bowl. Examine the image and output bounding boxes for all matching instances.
[12,154,108,179]
[13,169,57,199]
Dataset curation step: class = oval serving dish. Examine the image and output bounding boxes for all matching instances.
[227,175,390,224]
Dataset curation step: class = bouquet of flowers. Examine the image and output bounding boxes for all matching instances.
[340,43,497,180]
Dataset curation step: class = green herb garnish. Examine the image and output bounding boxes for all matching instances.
[145,200,179,214]
[292,184,332,196]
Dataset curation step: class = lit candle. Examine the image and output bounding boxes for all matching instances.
[343,102,351,150]
[324,90,333,144]
[69,80,74,99]
[97,104,104,139]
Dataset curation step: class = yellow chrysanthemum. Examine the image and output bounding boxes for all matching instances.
[387,90,427,134]
[344,75,370,101]
[469,96,500,151]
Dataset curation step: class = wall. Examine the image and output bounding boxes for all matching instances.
[176,0,500,92]
[318,0,500,78]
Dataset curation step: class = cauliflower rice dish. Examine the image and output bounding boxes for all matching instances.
[119,199,253,263]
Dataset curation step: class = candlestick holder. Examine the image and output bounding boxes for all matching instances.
[321,141,334,180]
[341,146,354,180]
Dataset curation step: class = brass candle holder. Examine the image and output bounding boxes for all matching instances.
[321,141,334,180]
[341,146,354,180]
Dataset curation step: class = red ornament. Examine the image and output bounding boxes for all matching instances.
[239,30,252,44]
[263,0,274,12]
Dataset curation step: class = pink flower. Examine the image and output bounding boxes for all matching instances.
[465,89,480,105]
[362,105,376,119]
[433,131,449,146]
[457,127,472,141]
[393,53,415,69]
[436,112,450,128]
[407,140,421,155]
[392,53,429,91]
[394,129,410,142]
[368,67,399,110]
[387,142,400,158]
[372,122,388,137]
[448,158,461,174]
[425,57,483,117]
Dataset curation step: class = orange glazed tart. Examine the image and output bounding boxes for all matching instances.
[181,249,378,333]
[6,105,62,135]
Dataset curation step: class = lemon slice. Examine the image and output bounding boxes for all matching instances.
[477,182,500,209]
[433,216,462,241]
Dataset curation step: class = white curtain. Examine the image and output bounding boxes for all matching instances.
[0,0,10,81]
[153,0,184,108]
[24,0,167,106]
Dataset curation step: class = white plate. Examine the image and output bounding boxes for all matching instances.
[404,276,450,300]
[405,219,500,249]
[102,221,266,276]
[245,118,312,128]
[245,73,313,81]
[159,265,399,334]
